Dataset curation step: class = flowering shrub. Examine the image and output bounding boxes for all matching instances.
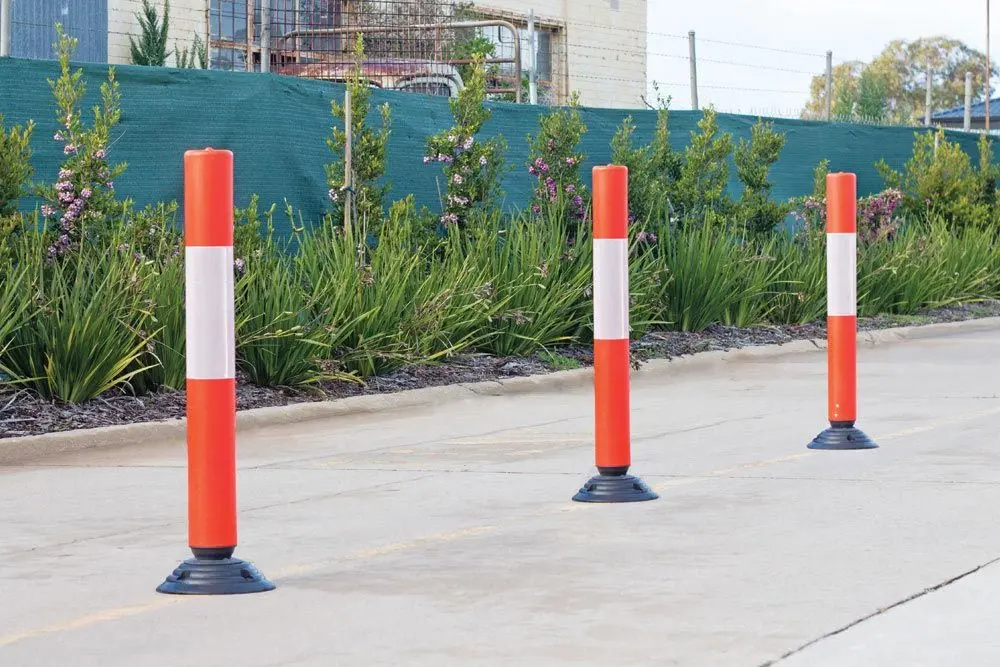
[325,34,391,234]
[857,188,903,243]
[424,56,506,230]
[39,24,127,259]
[526,92,588,225]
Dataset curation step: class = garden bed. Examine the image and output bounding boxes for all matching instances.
[3,300,997,440]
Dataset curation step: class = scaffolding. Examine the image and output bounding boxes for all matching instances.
[209,0,542,102]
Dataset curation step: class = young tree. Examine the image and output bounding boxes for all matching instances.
[129,0,170,67]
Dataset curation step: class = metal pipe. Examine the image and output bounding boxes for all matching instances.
[988,0,992,132]
[1,0,12,58]
[281,20,522,102]
[344,87,352,236]
[528,9,537,104]
[965,71,973,131]
[825,50,833,121]
[688,30,698,110]
[261,0,270,72]
[925,59,932,126]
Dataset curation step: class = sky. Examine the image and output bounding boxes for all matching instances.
[646,0,993,117]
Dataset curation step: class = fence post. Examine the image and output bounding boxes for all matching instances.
[808,172,877,451]
[825,51,833,121]
[573,165,658,503]
[157,148,276,595]
[688,30,699,111]
[261,0,270,72]
[925,60,933,126]
[527,9,538,105]
[344,87,353,236]
[1,0,12,58]
[965,71,973,131]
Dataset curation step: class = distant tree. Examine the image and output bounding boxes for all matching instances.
[802,37,996,124]
[129,0,169,67]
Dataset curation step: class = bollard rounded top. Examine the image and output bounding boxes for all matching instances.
[592,165,628,238]
[826,172,857,234]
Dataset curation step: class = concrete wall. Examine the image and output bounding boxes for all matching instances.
[475,0,647,108]
[107,0,207,67]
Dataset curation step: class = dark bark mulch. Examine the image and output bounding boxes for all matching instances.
[3,300,999,440]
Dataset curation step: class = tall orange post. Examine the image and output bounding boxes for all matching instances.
[158,148,275,594]
[573,165,658,502]
[808,172,877,450]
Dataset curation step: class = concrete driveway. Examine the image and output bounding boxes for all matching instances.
[1,327,999,666]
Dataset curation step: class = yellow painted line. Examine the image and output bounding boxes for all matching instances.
[0,599,180,649]
[874,404,1000,442]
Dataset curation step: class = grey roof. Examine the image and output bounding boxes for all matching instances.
[931,96,1000,121]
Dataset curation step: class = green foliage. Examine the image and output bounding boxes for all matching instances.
[526,92,589,229]
[234,198,328,388]
[129,0,170,67]
[812,159,830,199]
[610,91,683,226]
[674,107,733,219]
[0,225,157,403]
[876,128,989,229]
[733,118,791,236]
[0,114,34,217]
[654,212,783,331]
[326,34,392,236]
[424,56,507,230]
[175,32,208,69]
[463,210,592,357]
[42,25,128,257]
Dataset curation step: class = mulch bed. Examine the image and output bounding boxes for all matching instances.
[3,300,999,440]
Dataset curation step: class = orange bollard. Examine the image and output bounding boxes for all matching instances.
[808,172,877,450]
[573,165,658,502]
[158,148,275,594]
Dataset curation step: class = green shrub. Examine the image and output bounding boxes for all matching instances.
[733,118,791,236]
[876,128,989,229]
[325,34,391,236]
[0,114,34,217]
[673,107,734,220]
[610,94,683,227]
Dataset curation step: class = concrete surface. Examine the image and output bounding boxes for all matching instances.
[0,327,998,666]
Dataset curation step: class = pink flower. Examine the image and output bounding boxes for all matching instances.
[423,156,431,163]
[54,132,64,141]
[64,144,77,155]
[81,188,92,199]
[94,149,106,159]
[566,157,576,165]
[479,155,488,167]
[452,173,464,185]
[41,205,56,217]
[463,136,474,150]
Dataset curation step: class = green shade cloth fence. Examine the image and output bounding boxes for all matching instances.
[1,56,991,237]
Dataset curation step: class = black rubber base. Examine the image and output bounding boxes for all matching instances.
[808,424,878,450]
[572,473,659,503]
[157,556,275,595]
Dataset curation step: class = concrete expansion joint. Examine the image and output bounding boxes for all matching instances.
[759,555,1000,666]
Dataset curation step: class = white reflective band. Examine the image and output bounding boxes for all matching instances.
[827,233,857,316]
[593,238,629,340]
[185,246,236,379]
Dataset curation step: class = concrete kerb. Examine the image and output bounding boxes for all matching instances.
[2,316,998,466]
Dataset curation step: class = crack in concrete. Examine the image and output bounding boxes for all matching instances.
[758,556,1000,666]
